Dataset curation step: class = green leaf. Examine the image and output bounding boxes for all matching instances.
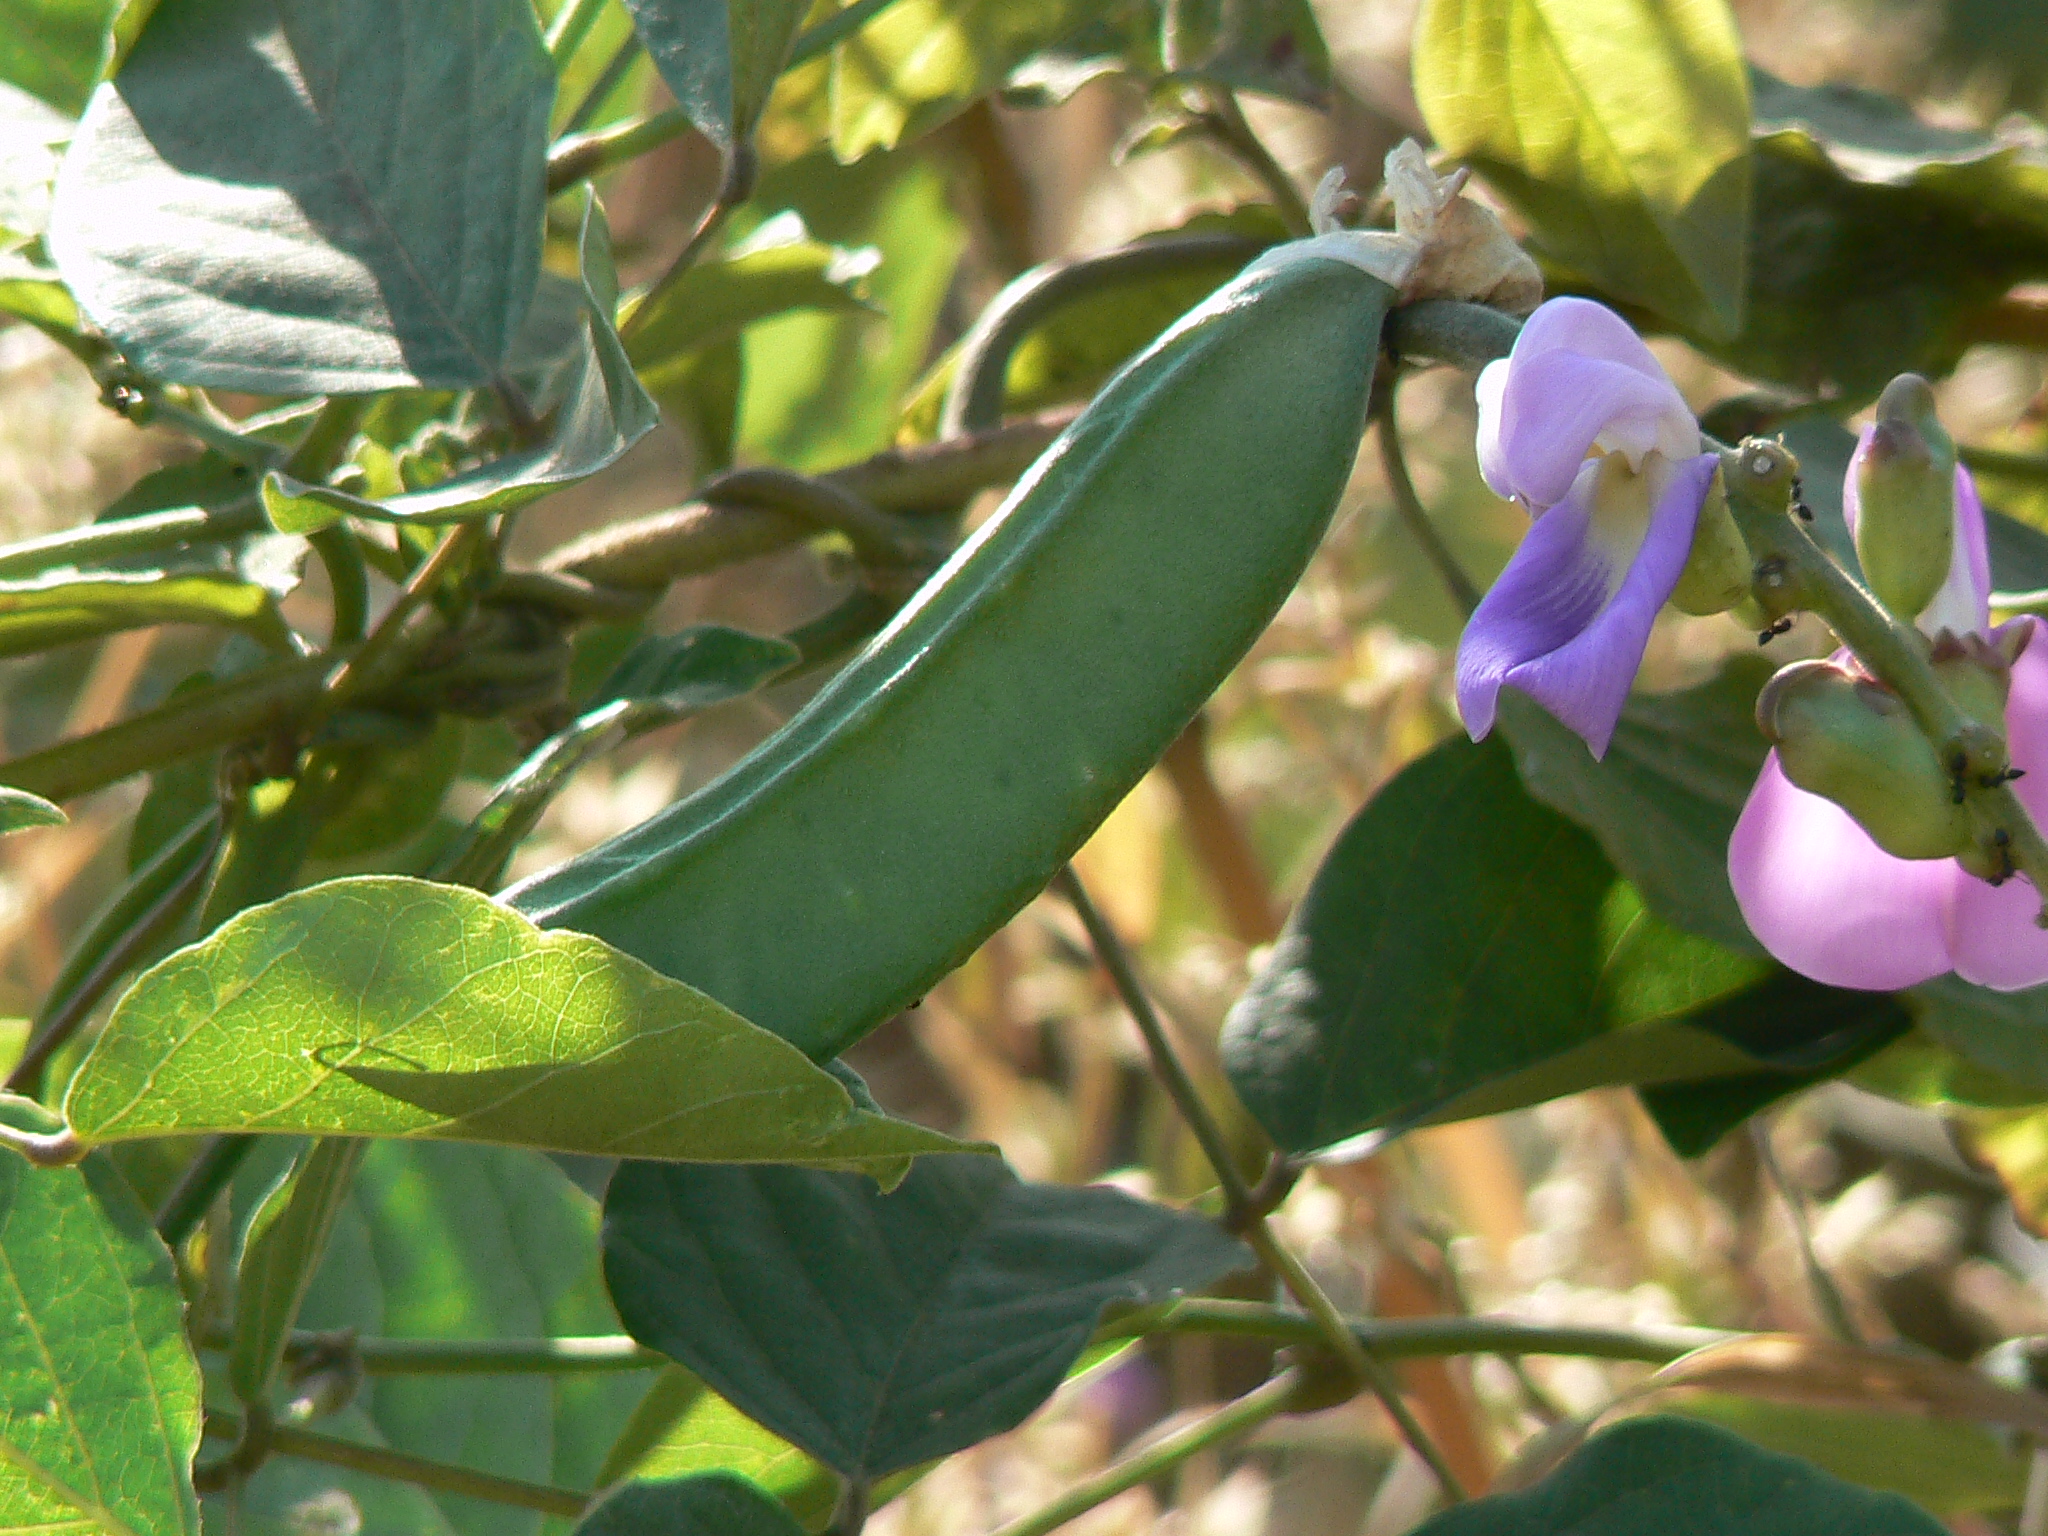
[0,0,117,114]
[596,1369,841,1522]
[592,625,799,710]
[263,195,657,531]
[1163,0,1330,105]
[230,1140,649,1536]
[1664,1395,2025,1518]
[623,0,808,168]
[577,1472,804,1536]
[1413,0,1752,338]
[1220,735,1902,1153]
[1910,975,2048,1093]
[1411,1416,1944,1535]
[61,875,982,1179]
[48,0,554,393]
[310,715,467,861]
[0,569,292,658]
[624,212,879,398]
[1499,660,1775,954]
[830,0,1115,160]
[0,786,62,834]
[0,1096,202,1536]
[602,1153,1251,1480]
[229,1136,365,1405]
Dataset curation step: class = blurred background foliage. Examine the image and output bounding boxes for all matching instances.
[18,0,2048,1531]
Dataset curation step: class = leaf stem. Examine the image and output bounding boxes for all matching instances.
[276,1331,666,1374]
[545,0,609,61]
[316,521,484,717]
[1051,866,1467,1501]
[0,503,265,580]
[1960,444,2048,485]
[1750,1119,1864,1347]
[560,29,643,136]
[156,1134,259,1245]
[618,159,754,347]
[1375,394,1479,617]
[985,1369,1305,1536]
[547,108,691,193]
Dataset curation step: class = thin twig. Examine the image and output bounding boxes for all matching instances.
[1376,397,1480,617]
[986,1369,1304,1536]
[155,1134,258,1244]
[253,1419,588,1518]
[316,521,484,716]
[560,30,642,137]
[1195,88,1311,237]
[1750,1119,1865,1347]
[618,157,755,347]
[788,0,910,65]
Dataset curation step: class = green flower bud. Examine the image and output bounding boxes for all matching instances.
[1853,373,1957,623]
[1757,657,1972,860]
[1669,465,1752,616]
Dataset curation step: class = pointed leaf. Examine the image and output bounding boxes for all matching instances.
[1414,0,1752,337]
[0,1097,202,1536]
[623,0,807,168]
[0,787,63,834]
[61,876,980,1180]
[49,0,554,393]
[0,569,292,658]
[229,1137,365,1405]
[1412,1416,1943,1536]
[577,1472,804,1536]
[602,1153,1251,1480]
[261,195,657,531]
[592,625,799,711]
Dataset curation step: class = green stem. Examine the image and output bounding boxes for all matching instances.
[547,108,691,193]
[560,30,642,136]
[700,467,941,567]
[1375,395,1479,617]
[1196,88,1311,237]
[229,1418,589,1518]
[1051,866,1467,1501]
[310,525,369,645]
[940,235,1271,439]
[1750,1120,1864,1347]
[545,0,609,60]
[1961,444,2048,485]
[155,1135,258,1244]
[1385,300,1524,373]
[987,1369,1304,1536]
[316,521,483,718]
[787,0,910,66]
[284,1332,666,1374]
[619,171,752,347]
[0,503,264,580]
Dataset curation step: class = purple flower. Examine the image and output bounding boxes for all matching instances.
[1455,298,1721,758]
[1729,450,2048,990]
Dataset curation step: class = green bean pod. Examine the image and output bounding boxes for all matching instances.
[507,247,1397,1060]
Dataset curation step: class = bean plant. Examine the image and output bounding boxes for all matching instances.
[6,0,2048,1533]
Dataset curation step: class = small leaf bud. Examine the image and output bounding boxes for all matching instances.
[1758,657,1973,860]
[1853,374,1957,623]
[1670,466,1752,616]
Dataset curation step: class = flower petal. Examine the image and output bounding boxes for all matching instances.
[1456,452,1717,757]
[1946,617,2048,988]
[1477,298,1696,507]
[1729,754,1957,990]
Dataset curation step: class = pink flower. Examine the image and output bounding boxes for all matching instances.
[1456,298,1721,758]
[1729,444,2048,990]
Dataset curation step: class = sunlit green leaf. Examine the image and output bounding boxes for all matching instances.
[229,1137,365,1405]
[603,1154,1250,1480]
[49,0,554,393]
[0,1097,202,1536]
[62,876,981,1178]
[1414,0,1752,337]
[0,569,292,658]
[0,0,116,115]
[1412,1416,1944,1535]
[0,785,62,834]
[830,0,1113,159]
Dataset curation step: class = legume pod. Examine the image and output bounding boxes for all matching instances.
[505,247,1396,1060]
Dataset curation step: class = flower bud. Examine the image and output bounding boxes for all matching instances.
[1669,465,1751,615]
[1757,658,1973,860]
[1853,374,1957,623]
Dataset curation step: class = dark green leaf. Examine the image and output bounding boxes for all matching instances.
[1499,661,1775,955]
[263,195,657,530]
[0,1096,202,1536]
[230,1140,649,1536]
[309,715,466,861]
[830,0,1115,159]
[1910,975,2048,1093]
[62,876,981,1178]
[1414,0,1753,338]
[622,0,808,167]
[1412,1415,1944,1535]
[1163,0,1330,105]
[1220,735,1902,1153]
[602,1153,1251,1480]
[49,0,553,393]
[229,1136,365,1404]
[576,1472,804,1536]
[0,0,116,114]
[0,785,62,833]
